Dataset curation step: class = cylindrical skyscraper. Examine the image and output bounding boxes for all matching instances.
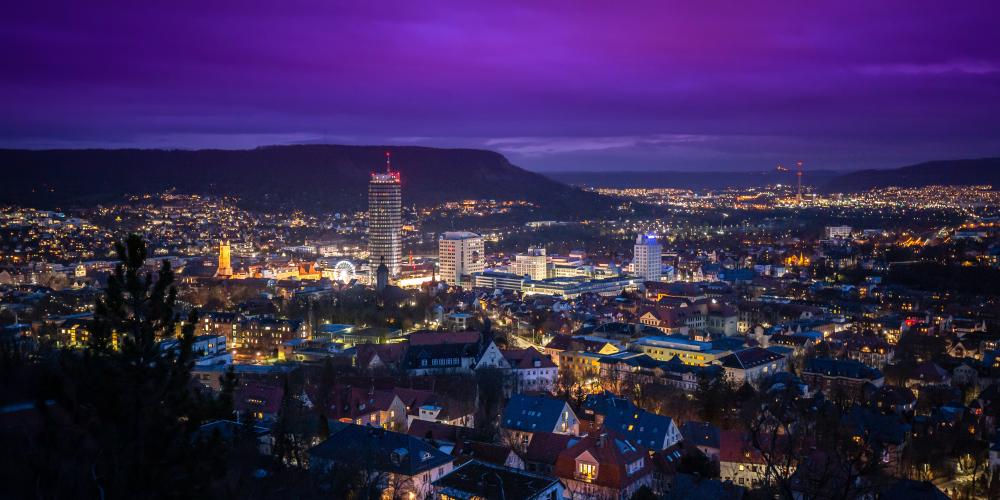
[368,152,402,277]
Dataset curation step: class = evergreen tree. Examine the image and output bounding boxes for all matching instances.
[34,234,219,498]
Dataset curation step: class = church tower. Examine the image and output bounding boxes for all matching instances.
[215,241,233,278]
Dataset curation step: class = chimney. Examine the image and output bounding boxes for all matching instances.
[597,433,608,448]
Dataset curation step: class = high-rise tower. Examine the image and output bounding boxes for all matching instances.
[438,231,485,284]
[368,152,402,277]
[633,234,662,282]
[215,241,233,278]
[796,160,804,205]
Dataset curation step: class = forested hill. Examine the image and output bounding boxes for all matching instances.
[822,157,1000,192]
[0,145,616,217]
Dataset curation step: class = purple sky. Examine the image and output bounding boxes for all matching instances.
[2,1,999,171]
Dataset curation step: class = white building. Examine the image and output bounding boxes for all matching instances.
[512,247,548,280]
[825,225,852,239]
[438,231,485,285]
[632,234,662,281]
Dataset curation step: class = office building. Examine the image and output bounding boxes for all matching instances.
[438,231,484,284]
[632,234,662,281]
[512,247,548,280]
[825,225,852,239]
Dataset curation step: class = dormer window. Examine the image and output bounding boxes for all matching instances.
[577,461,597,481]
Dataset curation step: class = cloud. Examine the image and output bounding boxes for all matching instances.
[858,60,999,76]
[484,134,715,156]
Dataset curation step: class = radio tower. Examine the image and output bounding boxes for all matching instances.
[796,160,804,205]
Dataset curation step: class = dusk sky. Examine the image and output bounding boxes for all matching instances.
[2,1,999,171]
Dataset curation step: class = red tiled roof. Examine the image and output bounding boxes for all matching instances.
[234,382,284,415]
[553,432,650,489]
[719,430,766,465]
[502,347,557,369]
[524,431,575,466]
[355,342,407,367]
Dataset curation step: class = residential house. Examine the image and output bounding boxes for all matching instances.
[679,421,721,462]
[501,394,580,449]
[801,358,884,400]
[524,432,577,475]
[234,382,284,425]
[309,424,455,500]
[717,347,787,386]
[503,347,559,394]
[719,430,783,490]
[582,393,681,451]
[402,331,509,376]
[432,460,564,500]
[554,432,654,500]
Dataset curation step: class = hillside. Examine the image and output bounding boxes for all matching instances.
[0,145,615,217]
[822,157,1000,192]
[547,169,840,189]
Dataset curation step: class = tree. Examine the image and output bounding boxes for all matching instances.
[20,234,221,498]
[474,368,511,442]
[741,385,888,499]
[629,485,658,500]
[677,448,718,478]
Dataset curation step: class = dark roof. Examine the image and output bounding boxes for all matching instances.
[194,420,269,443]
[583,393,676,450]
[679,421,720,449]
[452,441,516,467]
[719,347,784,370]
[667,473,746,500]
[803,357,882,381]
[406,419,473,445]
[308,423,453,476]
[843,407,909,446]
[501,394,570,433]
[879,479,948,500]
[433,460,560,500]
[234,382,283,415]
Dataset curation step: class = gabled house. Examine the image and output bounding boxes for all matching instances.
[234,382,284,425]
[553,432,654,500]
[679,421,721,462]
[582,392,681,451]
[719,430,778,490]
[523,431,577,475]
[432,460,564,500]
[501,394,579,449]
[801,357,884,400]
[717,347,787,386]
[323,384,412,431]
[309,424,455,500]
[503,347,559,394]
[402,331,509,375]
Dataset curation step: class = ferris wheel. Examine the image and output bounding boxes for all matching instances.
[333,260,356,283]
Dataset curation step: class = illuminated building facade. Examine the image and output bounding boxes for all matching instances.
[438,231,484,284]
[632,234,662,281]
[512,247,548,280]
[368,153,402,277]
[215,241,233,277]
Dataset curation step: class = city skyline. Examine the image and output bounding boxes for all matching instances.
[3,3,1000,499]
[2,1,999,171]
